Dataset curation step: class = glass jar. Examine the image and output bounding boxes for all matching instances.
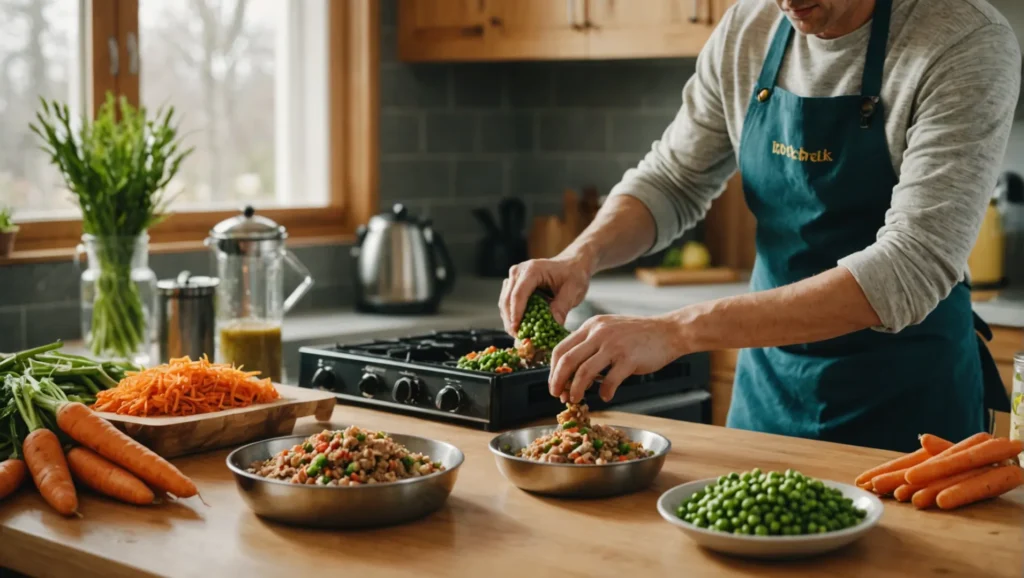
[1011,353,1024,459]
[76,233,157,365]
[206,207,313,382]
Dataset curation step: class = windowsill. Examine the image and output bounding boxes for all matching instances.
[0,233,356,266]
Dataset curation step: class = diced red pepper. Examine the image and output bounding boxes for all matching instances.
[617,456,629,462]
[565,427,579,433]
[316,443,329,453]
[350,473,360,481]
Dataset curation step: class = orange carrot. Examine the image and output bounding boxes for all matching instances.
[55,402,197,498]
[911,467,992,509]
[872,468,912,495]
[0,459,27,501]
[893,483,924,502]
[854,448,931,486]
[919,434,953,456]
[936,465,1024,510]
[66,447,155,506]
[905,438,1024,486]
[23,430,78,516]
[933,432,992,458]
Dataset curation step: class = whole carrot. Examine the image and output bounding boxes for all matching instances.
[893,483,924,502]
[905,438,1024,486]
[918,434,953,456]
[23,430,78,516]
[871,468,911,495]
[911,467,991,509]
[926,432,992,461]
[10,376,79,516]
[854,448,931,487]
[66,447,155,506]
[936,465,1024,510]
[0,459,27,501]
[55,403,197,498]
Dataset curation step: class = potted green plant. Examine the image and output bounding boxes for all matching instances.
[0,206,18,257]
[31,93,192,362]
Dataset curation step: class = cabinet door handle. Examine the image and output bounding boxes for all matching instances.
[567,0,584,30]
[461,24,485,36]
[126,32,139,75]
[689,0,699,23]
[107,36,119,76]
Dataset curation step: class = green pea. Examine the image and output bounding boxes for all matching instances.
[730,516,742,527]
[707,511,721,523]
[676,506,686,518]
[780,513,792,524]
[751,468,762,477]
[714,518,732,532]
[764,512,776,523]
[747,514,761,526]
[769,521,781,534]
[686,502,699,512]
[741,472,752,482]
[795,482,807,492]
[741,497,755,509]
[740,524,751,535]
[807,522,818,532]
[724,499,738,510]
[789,491,802,502]
[755,525,769,536]
[736,490,749,500]
[750,484,762,494]
[767,486,778,497]
[694,516,708,528]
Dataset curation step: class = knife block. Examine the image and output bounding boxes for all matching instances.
[528,216,568,259]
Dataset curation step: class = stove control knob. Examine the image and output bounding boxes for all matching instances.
[358,373,382,397]
[392,377,420,404]
[435,386,464,413]
[311,366,337,391]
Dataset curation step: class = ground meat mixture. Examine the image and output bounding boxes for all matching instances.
[516,403,654,465]
[246,426,445,486]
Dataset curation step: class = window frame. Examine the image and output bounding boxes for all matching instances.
[7,0,379,263]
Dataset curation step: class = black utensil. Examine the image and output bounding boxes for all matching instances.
[473,207,502,238]
[498,197,527,238]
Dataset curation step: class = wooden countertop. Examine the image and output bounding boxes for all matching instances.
[1,406,1022,578]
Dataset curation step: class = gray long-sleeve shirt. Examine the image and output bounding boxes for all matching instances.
[610,0,1021,333]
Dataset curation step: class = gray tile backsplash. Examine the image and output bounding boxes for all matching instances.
[1,0,695,350]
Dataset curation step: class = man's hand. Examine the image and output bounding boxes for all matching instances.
[548,313,685,404]
[498,252,595,336]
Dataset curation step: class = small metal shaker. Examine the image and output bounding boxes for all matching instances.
[156,271,219,363]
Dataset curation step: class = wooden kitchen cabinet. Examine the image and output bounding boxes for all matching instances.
[397,0,490,62]
[398,0,735,62]
[586,0,732,59]
[709,327,1021,439]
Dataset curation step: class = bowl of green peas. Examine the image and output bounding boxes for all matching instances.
[656,468,883,559]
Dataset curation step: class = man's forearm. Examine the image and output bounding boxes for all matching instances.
[666,266,883,353]
[560,195,657,274]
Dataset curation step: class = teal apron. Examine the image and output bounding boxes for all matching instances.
[726,0,1008,452]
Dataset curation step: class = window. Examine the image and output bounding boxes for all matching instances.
[138,0,328,210]
[0,0,85,217]
[3,0,377,258]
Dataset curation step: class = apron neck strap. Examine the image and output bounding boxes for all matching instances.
[755,17,793,91]
[860,0,892,97]
[755,0,894,95]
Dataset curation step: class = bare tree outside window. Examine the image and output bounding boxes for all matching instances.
[140,0,277,209]
[0,0,77,216]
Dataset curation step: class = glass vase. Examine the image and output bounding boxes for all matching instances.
[76,233,157,365]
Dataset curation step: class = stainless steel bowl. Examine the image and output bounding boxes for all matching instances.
[226,431,464,529]
[488,425,670,498]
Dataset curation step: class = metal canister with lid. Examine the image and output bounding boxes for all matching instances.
[1011,353,1024,459]
[156,271,219,363]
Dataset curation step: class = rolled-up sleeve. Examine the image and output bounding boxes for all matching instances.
[838,24,1021,333]
[608,8,739,255]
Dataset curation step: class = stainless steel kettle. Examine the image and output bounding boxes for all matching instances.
[351,203,455,314]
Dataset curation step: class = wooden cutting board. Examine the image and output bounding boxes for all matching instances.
[95,383,337,458]
[635,266,742,287]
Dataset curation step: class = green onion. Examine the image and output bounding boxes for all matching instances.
[30,94,192,360]
[355,433,366,442]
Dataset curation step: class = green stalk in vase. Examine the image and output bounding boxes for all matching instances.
[30,93,192,359]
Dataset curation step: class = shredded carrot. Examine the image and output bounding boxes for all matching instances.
[91,355,280,417]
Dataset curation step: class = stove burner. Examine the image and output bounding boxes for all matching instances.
[332,329,514,368]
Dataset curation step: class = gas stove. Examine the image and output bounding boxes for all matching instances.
[297,329,710,431]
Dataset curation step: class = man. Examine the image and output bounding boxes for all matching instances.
[499,0,1022,452]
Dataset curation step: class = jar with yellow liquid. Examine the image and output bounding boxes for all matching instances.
[206,207,314,382]
[1012,354,1024,462]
